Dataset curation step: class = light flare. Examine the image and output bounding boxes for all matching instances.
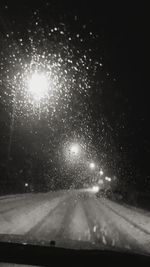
[70,143,80,156]
[28,72,49,101]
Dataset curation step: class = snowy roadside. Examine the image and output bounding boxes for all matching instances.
[100,198,150,235]
[0,196,64,235]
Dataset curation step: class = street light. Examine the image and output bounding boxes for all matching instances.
[89,162,95,170]
[63,142,82,165]
[28,72,49,101]
[70,143,80,156]
[99,169,104,176]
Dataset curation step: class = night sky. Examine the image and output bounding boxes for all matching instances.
[0,1,149,194]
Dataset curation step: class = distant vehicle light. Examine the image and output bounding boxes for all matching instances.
[92,185,99,193]
[105,176,111,182]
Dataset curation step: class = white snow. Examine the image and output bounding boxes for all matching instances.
[0,195,63,235]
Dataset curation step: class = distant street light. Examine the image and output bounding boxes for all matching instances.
[89,162,95,170]
[25,182,29,187]
[99,169,104,176]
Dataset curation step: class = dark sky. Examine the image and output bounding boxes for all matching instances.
[65,1,150,181]
[0,1,149,193]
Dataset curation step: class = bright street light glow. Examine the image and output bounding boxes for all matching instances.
[28,72,49,101]
[99,169,104,176]
[105,176,111,182]
[70,143,80,156]
[89,162,95,169]
[25,183,29,187]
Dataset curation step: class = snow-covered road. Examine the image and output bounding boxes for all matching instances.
[0,190,150,254]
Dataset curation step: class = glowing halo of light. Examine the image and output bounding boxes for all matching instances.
[92,185,99,193]
[0,22,98,118]
[69,143,80,156]
[28,72,49,101]
[99,169,104,176]
[89,162,95,170]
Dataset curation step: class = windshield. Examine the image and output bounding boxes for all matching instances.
[0,1,150,256]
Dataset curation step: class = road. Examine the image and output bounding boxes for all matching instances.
[0,189,150,254]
